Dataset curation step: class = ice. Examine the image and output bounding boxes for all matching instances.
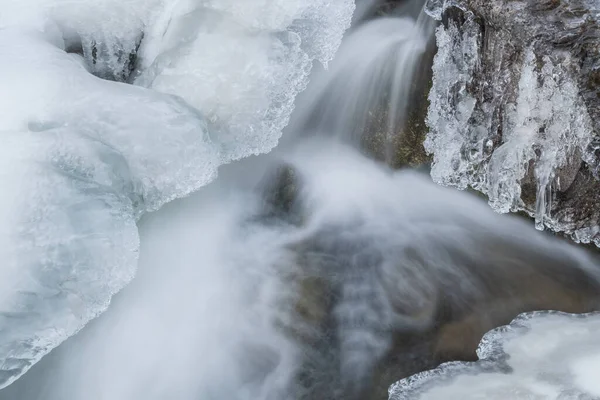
[487,49,592,229]
[423,0,446,20]
[134,0,355,160]
[389,311,600,399]
[0,0,353,389]
[195,0,353,65]
[0,29,218,389]
[0,177,302,400]
[1,0,161,81]
[423,0,599,242]
[424,12,481,190]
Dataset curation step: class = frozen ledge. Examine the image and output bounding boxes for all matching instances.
[390,311,600,399]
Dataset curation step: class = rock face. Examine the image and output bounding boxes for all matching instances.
[424,0,600,245]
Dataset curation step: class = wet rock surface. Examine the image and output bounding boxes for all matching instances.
[361,36,435,169]
[258,162,600,400]
[423,0,600,245]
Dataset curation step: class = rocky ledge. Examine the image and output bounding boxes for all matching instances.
[423,0,600,245]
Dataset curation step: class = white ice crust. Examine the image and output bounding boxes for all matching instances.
[390,311,600,400]
[0,0,354,388]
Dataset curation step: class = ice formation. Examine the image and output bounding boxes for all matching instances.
[423,0,600,244]
[3,136,600,399]
[423,9,482,191]
[389,311,600,399]
[0,175,304,400]
[0,0,354,389]
[134,0,353,160]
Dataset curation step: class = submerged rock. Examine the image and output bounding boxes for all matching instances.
[256,159,600,400]
[424,0,600,245]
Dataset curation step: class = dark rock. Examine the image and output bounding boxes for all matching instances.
[257,163,304,226]
[80,34,143,82]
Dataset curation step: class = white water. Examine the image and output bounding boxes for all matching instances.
[285,4,435,163]
[5,136,600,399]
[2,0,600,399]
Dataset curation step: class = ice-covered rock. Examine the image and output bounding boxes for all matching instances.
[389,311,600,399]
[0,0,161,81]
[424,0,600,245]
[0,29,219,389]
[0,0,354,389]
[134,0,355,161]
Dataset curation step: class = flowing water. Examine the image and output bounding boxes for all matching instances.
[2,1,600,400]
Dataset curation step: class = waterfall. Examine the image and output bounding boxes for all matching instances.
[285,4,436,167]
[1,0,600,399]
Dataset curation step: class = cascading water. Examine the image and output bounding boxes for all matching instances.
[2,0,600,400]
[285,4,436,166]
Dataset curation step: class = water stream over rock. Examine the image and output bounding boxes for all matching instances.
[1,0,600,399]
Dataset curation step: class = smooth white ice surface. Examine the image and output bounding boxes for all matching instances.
[390,311,600,400]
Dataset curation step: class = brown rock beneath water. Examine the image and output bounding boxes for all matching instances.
[367,266,600,400]
[260,154,600,399]
[283,231,600,399]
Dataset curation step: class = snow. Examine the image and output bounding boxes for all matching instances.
[0,0,353,389]
[389,311,600,400]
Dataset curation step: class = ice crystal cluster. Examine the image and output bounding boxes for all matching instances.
[0,0,354,388]
[424,0,600,244]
